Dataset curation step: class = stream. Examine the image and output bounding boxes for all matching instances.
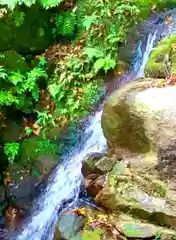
[14,10,174,240]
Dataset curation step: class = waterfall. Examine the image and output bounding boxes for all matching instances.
[136,30,157,78]
[15,22,158,240]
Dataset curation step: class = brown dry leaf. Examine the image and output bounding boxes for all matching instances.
[0,8,7,18]
[172,43,176,49]
[60,71,67,81]
[164,15,172,24]
[32,129,40,136]
[97,214,107,221]
[151,5,156,11]
[124,168,132,176]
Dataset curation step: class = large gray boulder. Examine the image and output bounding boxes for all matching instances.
[102,78,176,160]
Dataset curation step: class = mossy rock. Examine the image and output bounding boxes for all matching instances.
[95,160,176,228]
[0,4,53,54]
[145,34,176,78]
[0,50,29,73]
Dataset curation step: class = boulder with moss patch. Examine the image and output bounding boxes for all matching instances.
[93,159,176,229]
[102,78,176,160]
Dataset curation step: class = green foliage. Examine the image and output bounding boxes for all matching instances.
[0,66,7,80]
[4,142,20,164]
[25,127,33,136]
[36,110,55,127]
[40,0,63,9]
[35,139,58,156]
[10,10,25,27]
[49,55,104,121]
[71,228,104,240]
[1,0,63,10]
[0,56,47,112]
[155,232,161,240]
[54,11,76,37]
[0,56,49,164]
[93,56,116,73]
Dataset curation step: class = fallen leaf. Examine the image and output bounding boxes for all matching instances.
[164,15,172,24]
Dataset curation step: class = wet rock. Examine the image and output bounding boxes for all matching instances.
[114,214,176,240]
[5,156,57,210]
[84,174,107,197]
[120,222,155,238]
[81,153,115,178]
[54,210,86,240]
[4,205,25,231]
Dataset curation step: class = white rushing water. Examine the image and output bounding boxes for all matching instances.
[15,28,158,240]
[15,111,107,240]
[137,30,157,78]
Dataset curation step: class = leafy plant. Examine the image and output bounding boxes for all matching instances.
[93,56,116,73]
[10,10,25,27]
[155,232,161,240]
[36,110,55,127]
[35,139,58,156]
[0,66,7,79]
[1,0,63,10]
[54,11,76,37]
[4,142,20,164]
[25,127,33,136]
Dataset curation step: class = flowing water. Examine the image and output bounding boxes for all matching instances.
[15,16,162,240]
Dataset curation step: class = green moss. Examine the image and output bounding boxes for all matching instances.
[145,34,176,78]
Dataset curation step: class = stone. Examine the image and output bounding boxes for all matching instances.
[54,210,85,240]
[115,214,176,239]
[81,153,115,178]
[4,153,57,211]
[84,174,107,197]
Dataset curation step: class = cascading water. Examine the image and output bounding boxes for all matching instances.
[136,30,157,78]
[15,20,159,240]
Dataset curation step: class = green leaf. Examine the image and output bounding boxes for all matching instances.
[25,127,33,136]
[48,83,60,98]
[4,142,20,164]
[93,58,105,72]
[8,72,24,85]
[32,169,41,177]
[103,57,116,72]
[31,85,39,102]
[83,13,98,30]
[83,48,104,60]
